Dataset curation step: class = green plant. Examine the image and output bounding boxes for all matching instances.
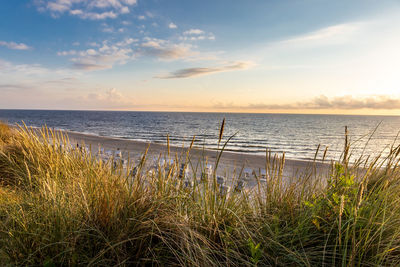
[247,238,262,265]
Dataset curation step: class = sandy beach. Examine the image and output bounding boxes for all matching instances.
[64,130,332,187]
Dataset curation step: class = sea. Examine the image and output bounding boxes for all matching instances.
[1,109,400,161]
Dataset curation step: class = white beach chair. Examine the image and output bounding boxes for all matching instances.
[201,164,213,182]
[243,168,253,179]
[129,166,138,179]
[151,156,159,167]
[207,164,213,175]
[219,185,230,196]
[260,169,267,179]
[183,180,193,188]
[234,180,246,192]
[159,158,166,168]
[112,151,125,170]
[179,163,189,179]
[167,159,175,173]
[97,147,104,155]
[158,158,175,175]
[217,175,225,186]
[58,144,67,153]
[99,154,109,164]
[104,150,113,157]
[81,145,90,154]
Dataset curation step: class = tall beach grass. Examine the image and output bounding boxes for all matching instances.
[1,122,400,266]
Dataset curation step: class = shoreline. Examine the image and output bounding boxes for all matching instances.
[51,128,314,160]
[20,124,325,165]
[63,129,332,185]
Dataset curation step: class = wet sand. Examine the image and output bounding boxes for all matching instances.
[65,130,332,187]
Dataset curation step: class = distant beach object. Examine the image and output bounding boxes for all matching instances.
[201,164,213,181]
[260,169,267,179]
[179,163,189,179]
[235,180,245,192]
[244,168,253,179]
[217,175,224,185]
[219,185,230,196]
[158,158,175,174]
[184,180,193,188]
[113,149,124,170]
[129,166,138,179]
[97,147,104,155]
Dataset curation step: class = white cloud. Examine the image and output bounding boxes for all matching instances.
[183,29,204,35]
[90,88,124,101]
[116,38,137,46]
[0,59,52,76]
[123,0,137,4]
[0,58,80,83]
[77,88,136,109]
[35,0,137,20]
[58,38,136,71]
[101,23,115,32]
[180,33,215,41]
[140,37,194,60]
[88,42,99,47]
[180,29,215,42]
[138,15,145,20]
[141,38,163,48]
[0,41,31,50]
[78,11,118,20]
[168,22,177,29]
[0,82,137,110]
[57,50,77,56]
[56,32,217,71]
[145,11,154,18]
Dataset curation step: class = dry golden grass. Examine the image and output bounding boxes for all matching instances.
[1,121,400,266]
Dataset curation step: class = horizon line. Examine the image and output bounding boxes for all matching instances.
[0,108,399,117]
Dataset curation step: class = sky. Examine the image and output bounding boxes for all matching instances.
[1,0,400,115]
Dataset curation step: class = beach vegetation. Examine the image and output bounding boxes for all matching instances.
[1,121,400,266]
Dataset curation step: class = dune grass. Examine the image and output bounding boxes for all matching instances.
[1,122,400,266]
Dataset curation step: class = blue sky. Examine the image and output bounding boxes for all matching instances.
[1,0,400,114]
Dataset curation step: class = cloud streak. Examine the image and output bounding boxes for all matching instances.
[0,84,30,91]
[156,61,253,79]
[0,41,31,50]
[279,22,363,46]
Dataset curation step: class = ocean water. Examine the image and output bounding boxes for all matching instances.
[1,109,400,161]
